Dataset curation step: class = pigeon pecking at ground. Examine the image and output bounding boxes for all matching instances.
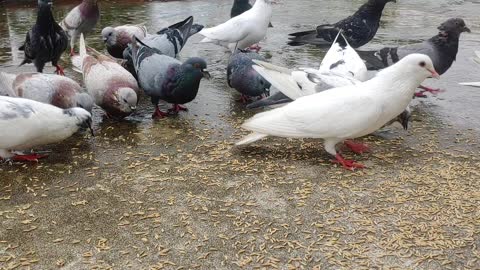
[102,23,148,59]
[131,37,211,119]
[459,51,480,87]
[75,34,139,119]
[19,0,68,75]
[0,72,93,112]
[122,16,204,77]
[199,0,273,52]
[60,0,100,56]
[288,0,396,48]
[236,54,439,170]
[358,18,471,97]
[0,96,93,162]
[227,49,271,103]
[231,0,273,27]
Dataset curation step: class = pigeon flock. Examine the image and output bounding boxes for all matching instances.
[0,0,473,170]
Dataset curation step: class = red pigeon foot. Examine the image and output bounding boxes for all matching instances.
[248,44,262,53]
[332,154,365,171]
[54,65,65,76]
[168,104,188,114]
[152,107,169,119]
[344,140,370,154]
[12,153,48,162]
[415,85,445,97]
[238,95,251,104]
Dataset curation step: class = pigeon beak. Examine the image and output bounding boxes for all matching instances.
[102,37,107,42]
[464,26,471,33]
[429,69,440,79]
[202,70,212,80]
[130,106,137,111]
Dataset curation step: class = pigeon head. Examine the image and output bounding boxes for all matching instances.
[101,27,116,45]
[114,87,138,114]
[74,92,94,113]
[397,54,439,80]
[438,18,471,37]
[66,107,94,136]
[184,57,211,79]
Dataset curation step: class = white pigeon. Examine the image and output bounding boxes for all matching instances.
[0,96,92,162]
[76,34,139,118]
[101,23,148,58]
[236,54,440,170]
[0,71,93,112]
[199,0,273,51]
[459,51,480,87]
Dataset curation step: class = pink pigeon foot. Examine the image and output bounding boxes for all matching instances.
[344,140,370,154]
[332,153,365,171]
[248,44,262,53]
[168,104,188,114]
[12,153,48,162]
[152,107,169,119]
[54,65,65,76]
[415,85,445,97]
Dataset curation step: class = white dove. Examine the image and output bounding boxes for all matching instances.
[0,96,93,162]
[199,0,273,52]
[236,54,440,170]
[459,51,480,87]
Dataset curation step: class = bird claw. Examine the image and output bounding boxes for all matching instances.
[332,153,365,171]
[238,95,252,104]
[415,85,445,97]
[248,44,262,53]
[344,140,370,154]
[11,153,48,162]
[168,104,188,114]
[152,108,168,119]
[55,65,65,76]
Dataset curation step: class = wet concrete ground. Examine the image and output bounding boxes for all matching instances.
[1,0,480,269]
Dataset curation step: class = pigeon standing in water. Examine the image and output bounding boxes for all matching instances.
[122,16,204,77]
[76,34,139,118]
[0,72,93,112]
[231,0,273,27]
[358,18,470,97]
[288,0,396,48]
[60,0,100,55]
[101,23,148,59]
[131,37,211,119]
[227,49,271,103]
[19,0,68,75]
[199,0,273,52]
[236,54,439,170]
[0,96,93,162]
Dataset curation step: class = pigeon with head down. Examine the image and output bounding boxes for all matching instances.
[102,23,148,59]
[131,37,210,119]
[227,49,271,103]
[19,0,68,75]
[288,0,396,48]
[237,54,440,170]
[0,71,93,112]
[358,18,470,96]
[76,34,139,118]
[0,96,93,162]
[60,0,100,55]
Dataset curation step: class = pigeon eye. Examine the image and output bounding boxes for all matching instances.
[419,61,426,67]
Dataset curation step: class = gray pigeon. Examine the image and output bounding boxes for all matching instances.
[358,18,470,96]
[131,38,211,118]
[231,0,273,27]
[60,0,100,55]
[288,0,395,48]
[227,49,271,103]
[19,0,68,75]
[123,16,204,77]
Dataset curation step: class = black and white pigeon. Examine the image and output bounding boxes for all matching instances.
[288,0,395,48]
[122,16,204,77]
[227,49,271,102]
[231,0,273,27]
[19,0,68,75]
[358,18,471,96]
[0,96,93,162]
[131,37,211,119]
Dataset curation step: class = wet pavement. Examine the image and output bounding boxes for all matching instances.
[0,0,480,269]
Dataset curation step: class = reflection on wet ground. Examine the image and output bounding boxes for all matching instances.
[0,0,479,269]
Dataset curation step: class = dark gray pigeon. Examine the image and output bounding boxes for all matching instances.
[288,0,395,48]
[231,0,273,27]
[123,16,204,77]
[131,37,211,119]
[227,49,271,103]
[358,18,470,96]
[19,0,68,75]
